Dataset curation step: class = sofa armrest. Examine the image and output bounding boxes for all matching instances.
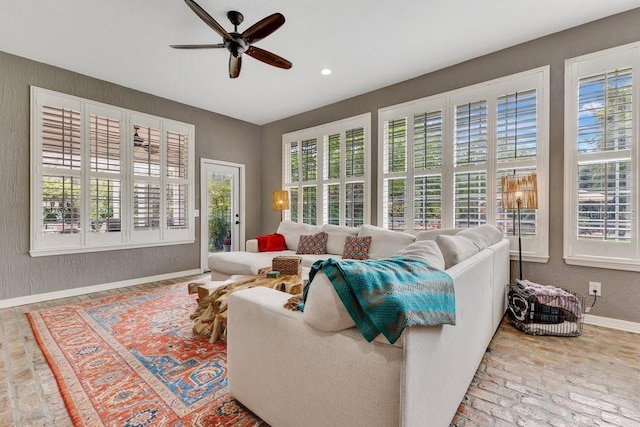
[227,287,401,427]
[245,238,259,253]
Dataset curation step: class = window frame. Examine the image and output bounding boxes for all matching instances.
[564,43,640,272]
[378,66,550,262]
[30,87,195,256]
[282,113,371,226]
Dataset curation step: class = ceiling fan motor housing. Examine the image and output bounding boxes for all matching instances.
[225,34,248,57]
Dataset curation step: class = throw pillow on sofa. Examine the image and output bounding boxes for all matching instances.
[296,232,329,255]
[277,220,323,250]
[256,233,288,252]
[342,236,372,260]
[302,270,356,332]
[456,224,504,250]
[435,234,480,269]
[395,240,445,270]
[322,224,360,254]
[358,224,416,259]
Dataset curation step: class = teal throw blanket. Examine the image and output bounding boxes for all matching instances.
[304,256,455,344]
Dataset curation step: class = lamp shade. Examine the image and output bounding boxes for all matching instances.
[272,190,290,211]
[501,173,538,210]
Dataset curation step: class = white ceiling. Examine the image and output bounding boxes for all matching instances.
[2,1,639,125]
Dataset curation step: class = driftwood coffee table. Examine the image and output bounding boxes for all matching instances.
[189,271,304,343]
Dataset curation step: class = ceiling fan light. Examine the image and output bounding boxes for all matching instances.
[320,68,332,76]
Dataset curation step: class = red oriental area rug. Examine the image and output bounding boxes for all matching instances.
[27,283,262,427]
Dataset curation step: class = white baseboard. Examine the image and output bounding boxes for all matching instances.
[0,269,203,310]
[584,314,640,334]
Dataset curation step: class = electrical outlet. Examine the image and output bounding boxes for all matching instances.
[589,281,602,297]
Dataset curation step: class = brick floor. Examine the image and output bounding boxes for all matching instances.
[0,274,639,426]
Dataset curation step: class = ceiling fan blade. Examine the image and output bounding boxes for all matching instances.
[245,46,292,70]
[241,13,285,44]
[170,43,225,49]
[184,0,232,40]
[229,54,242,79]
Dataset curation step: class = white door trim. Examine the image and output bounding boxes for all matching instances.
[200,158,246,272]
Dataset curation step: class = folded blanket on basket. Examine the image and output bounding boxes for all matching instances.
[305,256,455,344]
[516,279,583,319]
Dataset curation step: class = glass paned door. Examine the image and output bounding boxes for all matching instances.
[201,160,243,271]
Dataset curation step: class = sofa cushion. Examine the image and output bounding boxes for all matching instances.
[395,240,445,270]
[435,234,480,269]
[208,250,295,276]
[256,233,288,252]
[297,232,328,255]
[322,224,360,255]
[277,220,323,251]
[414,228,461,241]
[358,225,416,259]
[456,224,504,250]
[302,270,356,332]
[342,236,372,260]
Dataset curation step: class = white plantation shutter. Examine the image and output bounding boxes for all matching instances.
[496,90,537,161]
[379,67,549,260]
[413,110,443,231]
[324,134,340,180]
[30,87,194,256]
[576,68,632,242]
[40,102,83,244]
[133,183,161,229]
[381,117,408,230]
[289,187,299,222]
[131,119,162,239]
[454,172,487,228]
[344,127,366,226]
[455,101,488,166]
[284,114,370,226]
[345,182,364,227]
[166,129,190,230]
[414,175,442,230]
[86,108,123,244]
[565,47,638,270]
[345,127,365,178]
[453,101,488,227]
[302,185,317,225]
[301,139,317,182]
[384,118,407,173]
[324,183,340,225]
[494,89,540,239]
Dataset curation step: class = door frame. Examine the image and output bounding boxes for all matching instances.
[200,158,246,272]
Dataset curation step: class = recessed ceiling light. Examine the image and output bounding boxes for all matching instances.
[320,68,332,76]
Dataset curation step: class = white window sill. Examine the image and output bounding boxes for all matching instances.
[30,239,195,257]
[564,256,640,273]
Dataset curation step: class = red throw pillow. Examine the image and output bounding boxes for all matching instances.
[256,233,288,252]
[342,236,372,260]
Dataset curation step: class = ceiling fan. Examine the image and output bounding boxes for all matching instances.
[171,0,292,79]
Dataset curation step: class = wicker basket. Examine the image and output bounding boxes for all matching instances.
[272,256,302,276]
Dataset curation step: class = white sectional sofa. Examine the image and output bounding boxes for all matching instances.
[208,220,457,280]
[219,221,510,427]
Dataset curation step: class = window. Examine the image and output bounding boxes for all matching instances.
[30,87,195,256]
[283,114,370,226]
[564,44,639,271]
[379,67,549,261]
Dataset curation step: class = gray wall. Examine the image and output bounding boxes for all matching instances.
[260,9,640,323]
[0,51,262,300]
